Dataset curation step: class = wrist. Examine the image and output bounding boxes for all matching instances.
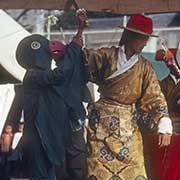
[72,36,83,47]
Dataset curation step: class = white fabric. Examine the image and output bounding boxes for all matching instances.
[176,42,180,68]
[19,110,24,123]
[158,117,173,134]
[0,10,30,81]
[12,111,24,149]
[170,73,180,84]
[177,99,180,106]
[12,132,23,149]
[106,46,139,80]
[0,84,15,136]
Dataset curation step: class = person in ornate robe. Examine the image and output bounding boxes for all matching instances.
[80,13,173,180]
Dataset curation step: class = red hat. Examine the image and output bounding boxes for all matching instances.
[120,14,158,37]
[50,40,67,59]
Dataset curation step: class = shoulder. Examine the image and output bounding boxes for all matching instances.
[139,56,153,67]
[69,41,81,49]
[23,69,44,84]
[138,56,155,71]
[160,75,171,85]
[86,46,118,56]
[137,56,158,79]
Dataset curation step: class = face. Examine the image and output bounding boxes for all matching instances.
[5,125,12,133]
[130,36,149,54]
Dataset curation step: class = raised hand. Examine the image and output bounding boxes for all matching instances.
[76,8,89,29]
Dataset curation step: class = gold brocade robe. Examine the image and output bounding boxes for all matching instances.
[160,75,180,132]
[86,46,168,180]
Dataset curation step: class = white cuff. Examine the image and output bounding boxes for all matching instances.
[177,99,180,105]
[158,117,173,134]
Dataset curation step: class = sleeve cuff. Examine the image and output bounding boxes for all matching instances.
[158,117,173,134]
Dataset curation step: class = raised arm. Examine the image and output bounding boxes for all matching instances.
[27,9,89,87]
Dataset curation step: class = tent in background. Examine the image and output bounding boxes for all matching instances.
[0,10,29,135]
[0,10,29,82]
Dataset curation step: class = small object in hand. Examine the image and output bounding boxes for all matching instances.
[76,8,86,15]
[76,8,89,28]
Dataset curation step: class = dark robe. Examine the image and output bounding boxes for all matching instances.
[160,75,180,123]
[22,41,88,166]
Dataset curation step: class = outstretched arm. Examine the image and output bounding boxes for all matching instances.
[72,8,89,47]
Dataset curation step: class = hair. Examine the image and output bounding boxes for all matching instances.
[119,30,149,46]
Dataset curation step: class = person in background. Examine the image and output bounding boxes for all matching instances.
[49,10,90,180]
[0,125,13,180]
[149,47,180,180]
[49,40,90,180]
[78,10,172,180]
[156,47,180,132]
[1,125,13,152]
[0,84,23,180]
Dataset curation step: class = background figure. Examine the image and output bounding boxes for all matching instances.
[147,47,180,180]
[0,125,13,180]
[156,47,180,132]
[80,13,172,180]
[0,84,24,180]
[1,125,13,152]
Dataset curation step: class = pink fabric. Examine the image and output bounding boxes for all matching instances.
[49,41,67,59]
[147,134,180,180]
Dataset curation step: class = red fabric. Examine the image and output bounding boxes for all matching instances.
[155,48,177,61]
[127,15,153,34]
[146,134,180,180]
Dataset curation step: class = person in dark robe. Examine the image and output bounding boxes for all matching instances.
[49,39,91,180]
[1,10,89,180]
[15,15,88,180]
[48,11,90,180]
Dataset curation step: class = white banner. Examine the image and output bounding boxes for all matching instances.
[0,10,30,82]
[0,84,15,136]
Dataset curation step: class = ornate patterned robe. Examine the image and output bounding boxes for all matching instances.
[86,46,168,180]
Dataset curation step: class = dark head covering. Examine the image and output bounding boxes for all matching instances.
[16,34,52,70]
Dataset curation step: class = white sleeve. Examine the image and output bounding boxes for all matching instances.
[158,117,173,134]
